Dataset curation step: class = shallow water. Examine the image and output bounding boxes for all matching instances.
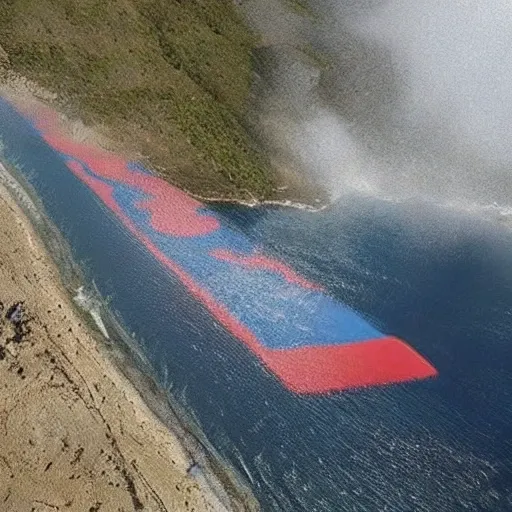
[1,98,512,511]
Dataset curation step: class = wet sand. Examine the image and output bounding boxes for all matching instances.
[0,181,225,511]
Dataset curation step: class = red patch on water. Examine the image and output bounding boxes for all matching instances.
[211,248,324,292]
[261,337,438,394]
[16,103,438,394]
[66,160,119,211]
[32,108,220,237]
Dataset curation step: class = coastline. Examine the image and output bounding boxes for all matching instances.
[0,162,258,511]
[189,190,328,213]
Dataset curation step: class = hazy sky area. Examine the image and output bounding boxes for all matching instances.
[244,0,512,208]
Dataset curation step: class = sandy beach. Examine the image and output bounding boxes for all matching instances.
[0,179,227,511]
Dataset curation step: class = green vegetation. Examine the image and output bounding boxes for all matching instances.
[282,0,317,19]
[0,0,275,200]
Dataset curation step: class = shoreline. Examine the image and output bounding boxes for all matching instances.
[189,190,328,213]
[0,160,258,511]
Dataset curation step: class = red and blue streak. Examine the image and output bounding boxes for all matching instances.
[21,105,437,394]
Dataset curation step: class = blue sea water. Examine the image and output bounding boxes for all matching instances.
[1,98,512,511]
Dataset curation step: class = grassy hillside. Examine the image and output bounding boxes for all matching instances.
[0,0,275,200]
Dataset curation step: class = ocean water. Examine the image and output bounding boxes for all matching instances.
[1,98,512,511]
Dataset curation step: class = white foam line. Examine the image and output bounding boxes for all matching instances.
[0,160,42,220]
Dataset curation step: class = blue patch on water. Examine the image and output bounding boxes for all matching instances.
[126,161,154,176]
[110,178,382,349]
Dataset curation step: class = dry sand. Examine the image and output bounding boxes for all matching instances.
[0,180,227,511]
